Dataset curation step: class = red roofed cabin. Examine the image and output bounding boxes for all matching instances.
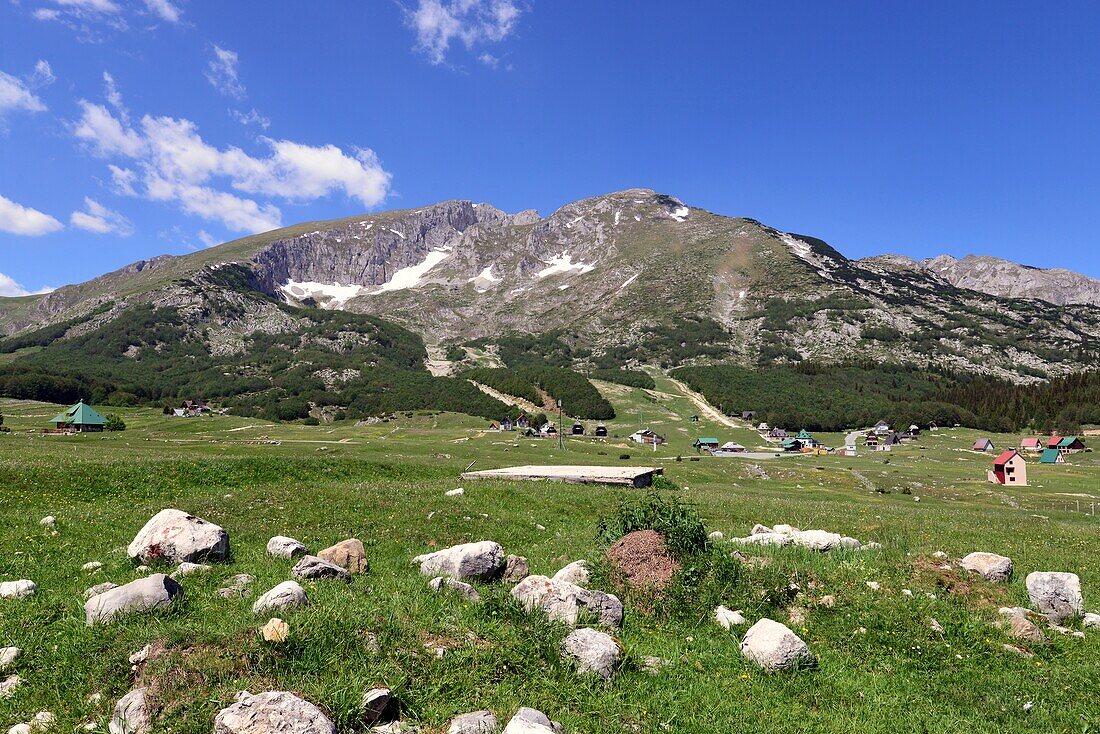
[987,450,1027,487]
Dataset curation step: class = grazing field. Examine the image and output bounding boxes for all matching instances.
[1,379,1098,733]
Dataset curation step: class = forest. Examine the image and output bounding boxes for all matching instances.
[463,366,616,420]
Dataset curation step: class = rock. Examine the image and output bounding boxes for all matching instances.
[739,618,814,672]
[252,581,308,615]
[708,531,724,541]
[1048,624,1086,639]
[171,562,210,579]
[32,712,54,729]
[0,647,20,671]
[551,561,589,586]
[1,674,21,698]
[217,574,257,598]
[511,575,623,628]
[862,541,884,550]
[129,644,154,666]
[641,656,670,675]
[502,708,556,734]
[751,524,772,535]
[447,711,497,734]
[960,552,1013,582]
[83,562,103,572]
[714,606,747,630]
[292,555,352,582]
[1083,612,1100,629]
[109,688,150,734]
[561,627,621,680]
[930,618,944,633]
[84,582,118,599]
[999,607,1045,643]
[773,523,798,534]
[8,725,30,734]
[127,509,229,565]
[85,575,183,625]
[445,488,465,497]
[267,536,308,559]
[788,607,807,626]
[413,541,504,582]
[361,688,392,725]
[0,580,37,599]
[819,595,836,608]
[39,516,56,527]
[214,691,336,734]
[793,530,844,551]
[262,618,290,643]
[1026,572,1084,623]
[865,581,880,591]
[429,576,480,601]
[502,555,529,583]
[317,539,368,574]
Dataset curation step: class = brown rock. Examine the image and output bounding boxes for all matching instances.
[262,618,290,643]
[606,530,681,590]
[502,554,529,583]
[317,539,368,574]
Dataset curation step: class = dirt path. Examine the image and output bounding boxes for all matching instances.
[468,381,544,415]
[663,376,741,429]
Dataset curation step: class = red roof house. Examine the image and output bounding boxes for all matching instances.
[1019,437,1043,451]
[988,450,1028,486]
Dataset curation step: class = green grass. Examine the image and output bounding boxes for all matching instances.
[1,384,1098,733]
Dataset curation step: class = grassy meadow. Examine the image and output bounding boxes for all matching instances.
[1,375,1098,733]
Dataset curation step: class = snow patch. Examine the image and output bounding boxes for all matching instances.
[619,273,640,290]
[614,210,621,226]
[668,205,690,222]
[468,265,501,284]
[281,280,365,308]
[536,252,595,278]
[388,228,406,240]
[373,247,452,293]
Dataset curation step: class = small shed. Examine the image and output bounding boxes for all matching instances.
[693,437,720,451]
[779,438,804,452]
[630,429,666,446]
[741,411,756,421]
[571,422,585,436]
[716,441,746,453]
[757,422,770,432]
[1019,437,1043,451]
[515,414,531,430]
[488,421,501,431]
[49,401,107,433]
[988,450,1027,486]
[972,438,995,452]
[594,422,608,437]
[1039,448,1065,464]
[501,417,514,431]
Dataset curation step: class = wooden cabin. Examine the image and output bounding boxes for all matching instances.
[594,422,608,437]
[1019,437,1043,452]
[693,437,720,451]
[630,429,666,446]
[972,438,996,452]
[571,422,585,436]
[1040,448,1065,464]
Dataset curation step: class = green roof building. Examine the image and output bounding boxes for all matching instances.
[50,401,107,432]
[1039,448,1065,464]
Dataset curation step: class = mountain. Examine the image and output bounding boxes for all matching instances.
[1,189,1098,399]
[860,253,1100,306]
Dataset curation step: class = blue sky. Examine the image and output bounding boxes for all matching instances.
[2,0,1099,295]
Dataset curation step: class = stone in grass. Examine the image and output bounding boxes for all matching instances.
[1025,572,1084,623]
[360,688,393,725]
[214,691,336,734]
[0,647,20,671]
[317,539,368,574]
[252,581,308,615]
[739,618,814,673]
[448,711,497,734]
[85,582,119,600]
[502,555,529,583]
[1,674,21,699]
[714,606,747,630]
[85,575,183,626]
[83,562,103,572]
[413,541,505,582]
[217,575,256,599]
[109,688,150,734]
[429,576,480,601]
[0,580,37,599]
[511,575,623,628]
[262,618,290,643]
[999,607,1046,644]
[171,562,210,579]
[551,561,589,587]
[1084,613,1100,629]
[502,708,561,734]
[127,509,229,565]
[39,516,56,527]
[292,555,351,582]
[267,536,308,559]
[959,552,1013,582]
[561,628,621,680]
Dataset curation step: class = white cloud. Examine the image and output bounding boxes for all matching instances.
[73,100,145,156]
[33,9,62,20]
[0,272,55,297]
[206,45,245,100]
[53,0,121,12]
[28,60,56,88]
[33,0,129,36]
[70,197,134,236]
[229,107,271,129]
[143,0,181,23]
[197,229,218,247]
[408,0,522,65]
[102,71,128,121]
[0,194,64,236]
[0,70,47,116]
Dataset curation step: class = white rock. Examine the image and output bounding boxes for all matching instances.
[291,555,351,582]
[714,606,747,630]
[0,580,37,599]
[511,575,622,628]
[0,647,20,670]
[1,674,21,698]
[1026,572,1084,623]
[866,581,880,590]
[1083,612,1100,629]
[83,562,103,572]
[930,618,944,633]
[750,524,772,535]
[127,509,229,565]
[8,725,30,734]
[129,644,154,666]
[772,524,799,534]
[266,536,308,559]
[84,574,183,625]
[447,710,497,734]
[561,627,620,679]
[445,488,465,497]
[429,576,480,601]
[39,516,56,527]
[739,618,814,672]
[84,582,118,600]
[109,688,150,734]
[793,530,844,552]
[361,688,392,725]
[171,562,211,579]
[960,552,1013,582]
[413,541,505,582]
[252,581,308,615]
[551,561,589,586]
[708,531,724,541]
[502,708,556,734]
[214,691,336,734]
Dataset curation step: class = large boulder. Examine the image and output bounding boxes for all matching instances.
[109,688,150,734]
[127,509,229,565]
[252,581,308,615]
[291,556,351,582]
[0,580,37,599]
[214,691,336,734]
[413,541,505,582]
[551,561,590,587]
[1026,572,1084,623]
[85,574,183,625]
[561,627,621,680]
[84,582,118,600]
[998,607,1045,644]
[739,618,814,672]
[960,553,1013,582]
[267,536,308,559]
[511,575,622,628]
[448,710,497,734]
[502,708,557,734]
[360,688,393,725]
[317,539,368,574]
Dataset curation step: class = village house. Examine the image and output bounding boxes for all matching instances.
[515,414,531,430]
[741,411,756,421]
[571,422,585,436]
[987,450,1027,486]
[929,421,939,431]
[693,437,720,452]
[712,441,747,455]
[540,423,557,436]
[630,429,666,446]
[501,416,514,431]
[1040,448,1066,464]
[873,420,891,436]
[767,428,788,441]
[1019,437,1043,452]
[795,429,817,448]
[488,421,501,431]
[972,438,996,452]
[49,401,107,433]
[757,422,770,432]
[779,438,805,452]
[594,422,608,437]
[1052,436,1086,454]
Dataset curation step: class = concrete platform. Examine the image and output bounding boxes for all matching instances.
[461,464,664,488]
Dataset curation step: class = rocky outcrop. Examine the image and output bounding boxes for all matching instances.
[1026,572,1084,623]
[511,575,623,628]
[214,691,336,734]
[960,552,1013,582]
[561,628,621,679]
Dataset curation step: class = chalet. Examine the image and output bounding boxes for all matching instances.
[873,420,891,435]
[1054,436,1086,454]
[594,422,608,437]
[488,421,501,431]
[501,417,514,431]
[1040,448,1065,464]
[693,437,720,451]
[1019,437,1043,452]
[757,422,770,432]
[898,431,919,443]
[767,428,788,441]
[881,432,903,446]
[1045,435,1062,449]
[795,429,817,448]
[907,424,921,436]
[713,441,747,455]
[541,423,558,436]
[181,399,209,414]
[972,438,995,452]
[571,422,585,436]
[741,411,757,421]
[865,433,879,447]
[929,422,939,431]
[987,450,1027,486]
[49,401,107,433]
[515,414,531,430]
[779,438,804,452]
[630,429,666,446]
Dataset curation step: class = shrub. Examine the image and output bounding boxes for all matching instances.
[595,488,707,559]
[104,414,126,431]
